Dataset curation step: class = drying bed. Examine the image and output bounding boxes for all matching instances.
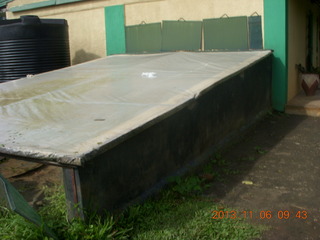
[0,51,272,218]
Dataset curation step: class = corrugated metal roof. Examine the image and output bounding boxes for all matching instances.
[0,0,13,8]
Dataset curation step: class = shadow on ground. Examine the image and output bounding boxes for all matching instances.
[204,112,320,240]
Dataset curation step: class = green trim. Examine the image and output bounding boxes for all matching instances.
[56,0,84,4]
[0,0,13,8]
[105,5,126,56]
[306,11,313,71]
[10,0,56,12]
[264,0,288,112]
[9,0,86,12]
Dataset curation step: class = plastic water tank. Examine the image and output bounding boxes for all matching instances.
[0,15,70,83]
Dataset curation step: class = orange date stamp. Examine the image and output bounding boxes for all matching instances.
[211,210,308,220]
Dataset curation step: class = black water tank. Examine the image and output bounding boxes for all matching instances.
[0,15,70,83]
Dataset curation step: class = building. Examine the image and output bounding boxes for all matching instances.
[1,0,320,111]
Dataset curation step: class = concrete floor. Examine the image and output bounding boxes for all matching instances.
[286,89,320,117]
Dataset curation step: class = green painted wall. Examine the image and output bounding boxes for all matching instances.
[264,0,288,112]
[105,5,126,56]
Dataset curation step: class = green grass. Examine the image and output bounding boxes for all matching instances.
[121,194,265,240]
[0,154,267,240]
[0,185,131,240]
[0,206,46,240]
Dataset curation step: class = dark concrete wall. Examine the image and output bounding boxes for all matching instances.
[68,55,272,216]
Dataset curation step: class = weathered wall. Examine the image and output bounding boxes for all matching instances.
[287,0,320,101]
[6,0,263,64]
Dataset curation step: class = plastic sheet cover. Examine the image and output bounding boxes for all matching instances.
[0,51,271,166]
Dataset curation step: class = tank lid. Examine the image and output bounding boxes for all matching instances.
[21,15,41,25]
[0,15,67,27]
[0,15,68,41]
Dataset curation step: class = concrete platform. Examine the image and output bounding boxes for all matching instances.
[286,89,320,117]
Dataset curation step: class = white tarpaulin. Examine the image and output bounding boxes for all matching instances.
[0,51,271,166]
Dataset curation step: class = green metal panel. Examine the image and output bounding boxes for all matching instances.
[125,23,162,53]
[105,5,126,56]
[0,174,58,239]
[161,20,202,51]
[248,16,263,49]
[204,16,249,50]
[264,0,288,111]
[9,0,56,12]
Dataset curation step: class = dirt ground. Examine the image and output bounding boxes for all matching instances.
[0,112,320,239]
[0,158,62,208]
